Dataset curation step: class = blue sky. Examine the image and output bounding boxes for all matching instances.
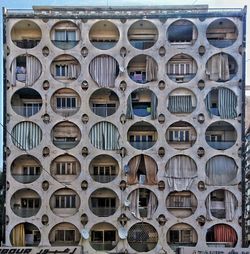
[0,0,249,168]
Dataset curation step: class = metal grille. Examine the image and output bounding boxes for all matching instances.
[128,223,158,252]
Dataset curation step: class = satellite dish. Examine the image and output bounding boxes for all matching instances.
[124,199,130,207]
[118,227,128,239]
[81,229,89,240]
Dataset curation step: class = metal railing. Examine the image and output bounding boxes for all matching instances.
[129,40,155,49]
[91,41,117,50]
[129,141,156,150]
[13,40,40,48]
[91,175,116,183]
[13,207,40,218]
[91,106,116,117]
[53,140,79,149]
[90,242,117,251]
[12,174,40,183]
[207,141,235,150]
[51,40,79,49]
[12,105,41,117]
[91,207,116,216]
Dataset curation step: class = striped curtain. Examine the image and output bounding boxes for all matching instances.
[26,55,42,86]
[126,94,134,119]
[89,55,117,87]
[11,121,42,150]
[205,91,212,117]
[205,155,238,186]
[214,224,237,244]
[218,87,237,119]
[89,121,120,150]
[151,92,158,120]
[146,56,157,82]
[168,95,192,113]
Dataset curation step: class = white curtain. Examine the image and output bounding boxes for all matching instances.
[55,31,65,41]
[11,121,42,150]
[129,189,140,218]
[165,155,197,191]
[89,121,120,150]
[67,64,77,79]
[146,56,157,82]
[89,55,117,87]
[205,194,213,221]
[151,92,158,120]
[126,94,134,119]
[205,155,238,186]
[225,190,237,221]
[11,58,17,85]
[147,192,157,219]
[26,55,42,86]
[206,53,230,81]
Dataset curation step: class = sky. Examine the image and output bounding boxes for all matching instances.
[0,0,249,168]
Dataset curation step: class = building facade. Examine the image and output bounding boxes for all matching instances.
[2,5,247,253]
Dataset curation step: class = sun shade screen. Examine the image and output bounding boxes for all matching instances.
[89,55,117,87]
[12,122,42,150]
[168,95,193,113]
[205,155,238,185]
[165,155,197,191]
[89,121,120,150]
[206,53,230,81]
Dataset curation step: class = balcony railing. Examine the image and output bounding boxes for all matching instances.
[130,73,147,84]
[206,242,234,247]
[139,207,148,218]
[91,207,116,217]
[55,107,80,117]
[91,106,116,117]
[53,140,79,149]
[91,175,116,183]
[128,242,157,252]
[168,242,196,251]
[12,207,39,217]
[51,40,79,49]
[130,40,155,49]
[211,209,226,219]
[208,39,236,47]
[207,141,235,150]
[12,174,40,183]
[12,105,42,117]
[90,242,116,251]
[13,40,40,48]
[91,41,117,50]
[167,73,196,82]
[129,141,156,150]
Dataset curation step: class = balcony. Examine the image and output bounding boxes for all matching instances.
[12,105,42,117]
[91,207,117,217]
[130,40,155,50]
[90,242,115,251]
[129,141,156,150]
[91,41,117,50]
[207,242,234,247]
[12,174,40,184]
[12,207,39,217]
[53,140,79,150]
[51,40,78,50]
[91,175,116,183]
[91,106,116,117]
[11,20,42,49]
[207,141,235,150]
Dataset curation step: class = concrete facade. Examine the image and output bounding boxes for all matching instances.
[3,5,247,253]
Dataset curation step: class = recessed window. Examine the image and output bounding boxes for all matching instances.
[55,195,76,208]
[55,230,75,243]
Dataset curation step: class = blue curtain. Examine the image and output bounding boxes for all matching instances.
[168,95,192,113]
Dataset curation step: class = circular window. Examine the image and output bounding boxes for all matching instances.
[167,88,197,115]
[166,191,197,218]
[128,55,158,84]
[206,224,237,247]
[50,54,80,83]
[206,19,238,48]
[166,54,197,83]
[11,223,41,247]
[128,20,158,50]
[11,189,41,218]
[11,88,42,117]
[206,53,237,82]
[11,121,42,150]
[167,223,197,249]
[51,121,81,150]
[166,121,197,150]
[167,20,197,46]
[127,121,157,150]
[90,223,118,251]
[205,121,237,150]
[49,223,80,246]
[50,21,80,50]
[50,188,80,217]
[128,222,158,252]
[89,55,119,87]
[89,155,119,183]
[50,154,81,183]
[89,20,119,50]
[11,20,41,49]
[89,188,119,217]
[51,88,81,117]
[11,155,41,184]
[89,88,119,117]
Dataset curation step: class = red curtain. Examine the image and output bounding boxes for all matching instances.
[214,224,237,244]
